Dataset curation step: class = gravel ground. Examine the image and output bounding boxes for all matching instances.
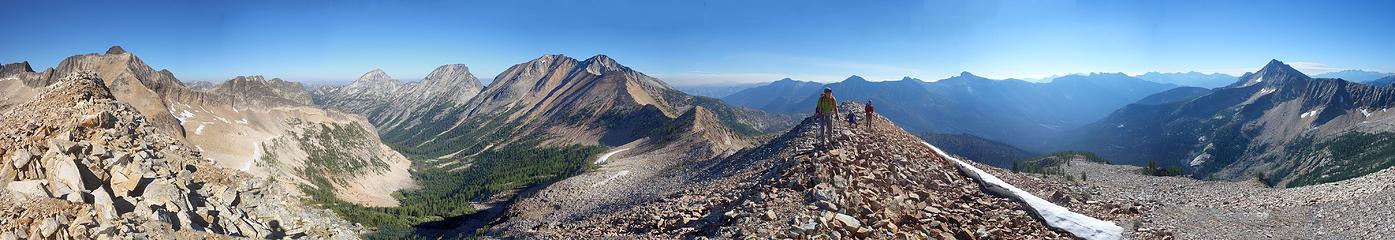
[991,159,1395,240]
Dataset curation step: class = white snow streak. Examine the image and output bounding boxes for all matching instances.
[594,148,629,164]
[1361,109,1372,117]
[194,123,206,135]
[922,141,1123,240]
[1258,88,1276,95]
[244,137,276,171]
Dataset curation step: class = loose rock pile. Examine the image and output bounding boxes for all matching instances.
[0,72,360,239]
[511,103,1070,239]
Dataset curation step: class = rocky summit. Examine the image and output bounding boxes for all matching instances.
[0,72,359,239]
[501,103,1070,239]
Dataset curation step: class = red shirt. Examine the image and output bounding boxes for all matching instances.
[864,104,874,113]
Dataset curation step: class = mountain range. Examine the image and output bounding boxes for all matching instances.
[7,46,1395,239]
[1064,60,1395,186]
[1134,71,1238,88]
[722,73,1180,153]
[1312,69,1394,83]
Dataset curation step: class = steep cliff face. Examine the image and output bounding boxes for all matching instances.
[1067,60,1395,186]
[0,72,361,238]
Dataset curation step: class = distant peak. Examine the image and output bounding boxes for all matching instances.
[1,61,33,74]
[581,54,627,72]
[900,76,919,82]
[432,64,471,72]
[843,75,868,82]
[779,77,794,81]
[1258,59,1303,76]
[958,71,977,78]
[106,45,127,55]
[357,68,393,82]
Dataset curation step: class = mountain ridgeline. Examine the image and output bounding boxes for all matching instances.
[722,73,1179,153]
[1065,60,1395,186]
[316,54,793,160]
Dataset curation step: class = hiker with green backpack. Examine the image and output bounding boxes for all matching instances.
[815,88,838,148]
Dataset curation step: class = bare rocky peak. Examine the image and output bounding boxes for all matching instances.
[421,64,482,90]
[1235,59,1310,87]
[213,75,313,106]
[356,68,395,83]
[105,45,127,55]
[0,72,360,238]
[0,61,33,76]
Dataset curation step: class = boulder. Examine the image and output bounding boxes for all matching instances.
[38,217,58,238]
[833,213,861,230]
[46,153,85,193]
[77,111,116,129]
[10,149,30,169]
[6,180,49,199]
[92,186,118,220]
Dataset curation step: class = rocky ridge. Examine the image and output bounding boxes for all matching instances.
[0,72,359,239]
[503,103,1069,239]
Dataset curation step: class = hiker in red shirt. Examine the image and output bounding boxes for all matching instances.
[864,100,875,129]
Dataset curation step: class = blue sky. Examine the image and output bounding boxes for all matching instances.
[2,0,1392,85]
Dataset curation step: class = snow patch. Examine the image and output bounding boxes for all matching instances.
[0,77,16,82]
[921,141,1123,240]
[1115,124,1125,128]
[1258,88,1276,95]
[236,118,248,124]
[173,109,195,124]
[194,123,206,135]
[244,137,276,171]
[590,170,631,188]
[1301,109,1320,119]
[1361,108,1372,117]
[594,148,629,164]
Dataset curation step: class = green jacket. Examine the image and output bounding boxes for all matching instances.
[816,94,837,115]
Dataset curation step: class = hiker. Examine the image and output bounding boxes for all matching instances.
[864,100,875,128]
[815,88,838,148]
[846,112,858,127]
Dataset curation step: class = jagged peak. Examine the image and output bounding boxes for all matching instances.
[582,54,627,72]
[1255,59,1308,78]
[106,45,127,55]
[900,76,920,82]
